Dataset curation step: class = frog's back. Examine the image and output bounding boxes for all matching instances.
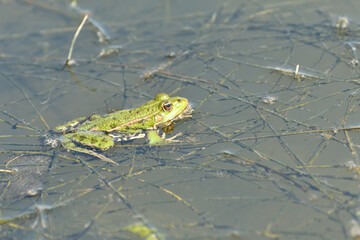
[80,99,161,132]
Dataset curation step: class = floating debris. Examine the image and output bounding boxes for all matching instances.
[97,45,124,58]
[268,64,321,82]
[345,41,360,67]
[140,61,172,80]
[165,50,178,58]
[335,16,350,32]
[261,95,278,104]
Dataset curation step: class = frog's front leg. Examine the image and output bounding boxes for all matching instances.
[61,133,118,165]
[54,116,88,132]
[147,130,182,145]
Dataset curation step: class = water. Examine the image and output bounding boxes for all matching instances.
[1,0,360,239]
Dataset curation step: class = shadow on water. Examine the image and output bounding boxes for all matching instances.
[2,0,360,239]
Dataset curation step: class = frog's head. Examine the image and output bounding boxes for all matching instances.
[154,93,193,126]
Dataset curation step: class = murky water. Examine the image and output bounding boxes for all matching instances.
[1,0,360,239]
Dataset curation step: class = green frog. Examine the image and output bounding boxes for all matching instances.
[53,93,193,165]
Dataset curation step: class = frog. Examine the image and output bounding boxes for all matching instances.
[52,93,193,165]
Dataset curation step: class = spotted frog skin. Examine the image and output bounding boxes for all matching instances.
[53,93,193,165]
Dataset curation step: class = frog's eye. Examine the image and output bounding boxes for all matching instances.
[161,101,173,112]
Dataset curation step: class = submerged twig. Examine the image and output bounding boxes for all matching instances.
[0,73,50,132]
[65,65,96,93]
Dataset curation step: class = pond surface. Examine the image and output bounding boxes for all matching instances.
[1,0,360,239]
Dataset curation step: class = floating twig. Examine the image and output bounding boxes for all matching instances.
[64,14,88,66]
[69,1,110,43]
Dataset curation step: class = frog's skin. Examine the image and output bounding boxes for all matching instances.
[53,93,193,165]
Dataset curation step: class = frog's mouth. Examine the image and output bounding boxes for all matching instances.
[172,104,193,121]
